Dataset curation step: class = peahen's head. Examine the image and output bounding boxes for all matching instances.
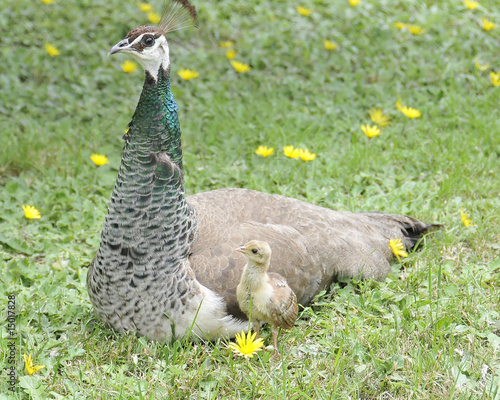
[108,0,197,79]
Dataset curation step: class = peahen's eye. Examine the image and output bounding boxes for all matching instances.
[142,36,155,47]
[251,249,258,254]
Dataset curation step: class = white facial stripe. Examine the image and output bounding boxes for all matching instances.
[126,34,169,81]
[129,33,153,48]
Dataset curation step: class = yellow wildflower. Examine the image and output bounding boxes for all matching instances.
[45,43,60,57]
[226,49,236,59]
[348,0,361,5]
[396,100,421,119]
[121,60,138,73]
[255,145,274,158]
[138,2,152,12]
[368,109,391,127]
[490,71,500,87]
[177,69,199,80]
[296,6,312,16]
[407,25,424,35]
[296,148,316,161]
[90,154,109,167]
[463,0,479,9]
[219,41,235,48]
[283,145,301,159]
[361,124,382,138]
[22,205,41,220]
[460,208,473,227]
[228,330,264,359]
[395,22,424,34]
[230,60,251,73]
[283,146,315,161]
[41,0,55,3]
[24,354,45,375]
[323,40,337,50]
[474,60,490,71]
[389,239,408,262]
[148,11,161,24]
[481,18,496,31]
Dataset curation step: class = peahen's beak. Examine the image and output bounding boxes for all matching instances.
[108,39,133,56]
[235,246,246,254]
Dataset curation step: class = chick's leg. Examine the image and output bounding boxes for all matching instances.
[252,319,260,337]
[271,326,281,359]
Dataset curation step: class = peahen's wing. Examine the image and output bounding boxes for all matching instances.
[187,188,437,320]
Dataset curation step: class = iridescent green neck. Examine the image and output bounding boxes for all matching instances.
[127,67,183,169]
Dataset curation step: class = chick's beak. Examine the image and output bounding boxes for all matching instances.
[235,246,246,254]
[108,39,132,56]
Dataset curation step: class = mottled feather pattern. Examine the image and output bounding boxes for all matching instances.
[88,68,199,339]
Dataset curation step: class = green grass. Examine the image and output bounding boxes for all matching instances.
[1,0,500,398]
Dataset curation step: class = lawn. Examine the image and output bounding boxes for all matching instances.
[1,0,499,398]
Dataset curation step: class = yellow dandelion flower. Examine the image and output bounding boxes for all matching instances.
[219,41,235,48]
[460,208,473,227]
[395,23,424,34]
[24,354,45,376]
[121,60,138,73]
[396,100,421,119]
[464,0,479,10]
[148,11,161,24]
[368,109,391,127]
[407,25,425,35]
[481,18,496,31]
[296,6,312,16]
[177,69,199,80]
[323,39,337,50]
[490,71,500,87]
[90,154,109,167]
[361,124,382,138]
[474,60,490,71]
[283,145,301,159]
[228,330,264,359]
[389,239,408,262]
[255,145,274,158]
[230,60,251,73]
[296,148,316,161]
[348,0,361,5]
[226,49,236,59]
[41,0,55,3]
[22,205,41,220]
[138,2,152,12]
[45,43,60,57]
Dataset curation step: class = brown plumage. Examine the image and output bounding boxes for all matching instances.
[236,240,298,358]
[187,188,438,322]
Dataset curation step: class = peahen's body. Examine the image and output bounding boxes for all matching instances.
[87,0,438,341]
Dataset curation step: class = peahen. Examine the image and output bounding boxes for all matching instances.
[87,0,438,341]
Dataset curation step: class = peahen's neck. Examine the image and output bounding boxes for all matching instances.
[128,67,183,168]
[92,65,197,292]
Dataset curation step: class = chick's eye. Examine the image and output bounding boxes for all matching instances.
[251,249,258,254]
[142,36,155,47]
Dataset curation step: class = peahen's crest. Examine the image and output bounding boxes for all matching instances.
[159,0,198,34]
